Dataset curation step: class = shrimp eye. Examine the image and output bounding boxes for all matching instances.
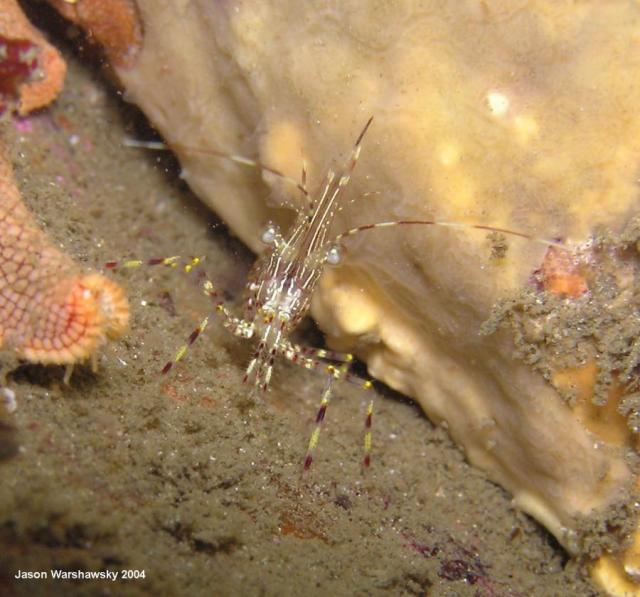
[326,245,341,265]
[261,223,279,245]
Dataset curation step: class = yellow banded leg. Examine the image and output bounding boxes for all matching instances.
[304,376,334,471]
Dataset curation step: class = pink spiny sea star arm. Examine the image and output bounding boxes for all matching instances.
[0,146,129,366]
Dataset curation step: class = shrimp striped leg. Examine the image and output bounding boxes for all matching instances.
[363,398,374,468]
[280,339,375,469]
[161,275,239,375]
[301,364,374,470]
[104,255,204,273]
[244,322,284,392]
[278,338,353,366]
[105,254,232,375]
[279,339,373,391]
[304,375,334,471]
[161,316,210,374]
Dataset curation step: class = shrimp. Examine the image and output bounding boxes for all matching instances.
[119,117,564,470]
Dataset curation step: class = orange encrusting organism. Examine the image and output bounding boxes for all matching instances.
[0,0,66,116]
[539,246,588,299]
[541,246,640,591]
[553,363,632,447]
[0,144,129,371]
[542,248,633,445]
[47,0,142,68]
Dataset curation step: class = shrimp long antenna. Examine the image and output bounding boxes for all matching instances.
[123,137,309,197]
[331,219,566,249]
[355,116,374,147]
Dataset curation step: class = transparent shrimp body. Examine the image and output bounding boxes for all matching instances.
[240,164,351,392]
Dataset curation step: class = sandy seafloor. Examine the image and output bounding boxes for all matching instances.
[0,45,602,597]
